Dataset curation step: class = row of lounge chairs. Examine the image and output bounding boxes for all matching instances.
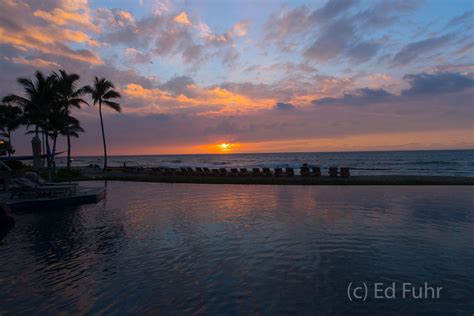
[111,166,350,178]
[301,166,350,177]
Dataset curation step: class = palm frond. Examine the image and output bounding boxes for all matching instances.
[103,100,121,112]
[103,90,121,100]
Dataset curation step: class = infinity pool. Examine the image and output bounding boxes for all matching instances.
[1,182,473,315]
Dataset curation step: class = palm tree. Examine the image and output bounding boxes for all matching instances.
[0,104,23,156]
[45,107,83,172]
[2,71,56,137]
[3,71,56,168]
[59,116,84,158]
[84,77,121,170]
[53,70,88,169]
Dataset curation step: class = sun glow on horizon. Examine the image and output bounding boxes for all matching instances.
[218,143,235,153]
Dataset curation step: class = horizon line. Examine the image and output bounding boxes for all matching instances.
[57,147,474,158]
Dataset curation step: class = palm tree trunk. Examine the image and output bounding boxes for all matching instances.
[52,133,58,174]
[66,133,71,169]
[7,130,11,157]
[45,131,51,168]
[99,102,107,170]
[41,129,45,156]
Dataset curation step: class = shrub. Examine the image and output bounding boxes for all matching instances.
[56,168,82,178]
[4,160,24,170]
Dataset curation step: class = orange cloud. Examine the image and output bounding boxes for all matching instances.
[123,83,276,114]
[114,10,135,27]
[0,26,102,64]
[5,56,61,68]
[34,8,100,32]
[0,0,101,64]
[173,12,191,26]
[59,0,89,11]
[232,20,249,37]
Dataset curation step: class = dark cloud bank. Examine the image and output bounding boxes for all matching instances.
[314,72,474,106]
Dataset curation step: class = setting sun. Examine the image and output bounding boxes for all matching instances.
[218,143,234,152]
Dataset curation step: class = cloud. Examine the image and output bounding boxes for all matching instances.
[264,0,424,65]
[122,82,276,114]
[391,34,454,66]
[151,0,170,16]
[263,0,358,49]
[4,56,61,69]
[0,0,102,64]
[346,40,380,63]
[310,0,359,22]
[113,9,135,27]
[173,12,191,26]
[273,102,296,110]
[263,5,313,48]
[160,75,195,96]
[401,72,474,96]
[354,0,419,28]
[447,10,473,27]
[304,19,354,61]
[124,47,151,63]
[314,71,474,106]
[231,20,249,37]
[33,8,100,32]
[101,9,243,68]
[315,88,393,106]
[95,8,136,29]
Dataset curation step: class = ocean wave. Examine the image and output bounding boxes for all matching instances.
[166,160,183,164]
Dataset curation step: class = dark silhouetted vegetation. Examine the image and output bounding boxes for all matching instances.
[1,69,122,173]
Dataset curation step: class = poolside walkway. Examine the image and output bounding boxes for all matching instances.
[77,168,474,185]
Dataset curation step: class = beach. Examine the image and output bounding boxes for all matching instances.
[1,181,473,314]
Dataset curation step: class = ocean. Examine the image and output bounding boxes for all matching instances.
[55,149,474,177]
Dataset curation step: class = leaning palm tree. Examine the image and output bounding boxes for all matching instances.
[84,77,121,170]
[59,116,84,160]
[53,70,88,169]
[46,107,84,172]
[0,104,23,156]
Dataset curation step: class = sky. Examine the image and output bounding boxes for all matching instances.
[0,0,473,155]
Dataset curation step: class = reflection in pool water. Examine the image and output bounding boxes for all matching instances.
[0,182,473,314]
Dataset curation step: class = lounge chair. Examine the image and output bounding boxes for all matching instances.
[262,168,273,177]
[329,167,338,177]
[274,168,283,177]
[311,166,321,177]
[165,168,175,175]
[9,177,75,199]
[211,169,220,176]
[186,167,196,176]
[24,172,79,188]
[285,168,295,177]
[195,167,205,175]
[219,168,228,176]
[300,166,310,177]
[203,167,211,175]
[230,168,239,176]
[122,166,144,173]
[252,168,263,176]
[150,167,163,175]
[340,167,350,178]
[239,168,250,176]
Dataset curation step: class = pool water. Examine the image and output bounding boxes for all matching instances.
[1,182,473,315]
